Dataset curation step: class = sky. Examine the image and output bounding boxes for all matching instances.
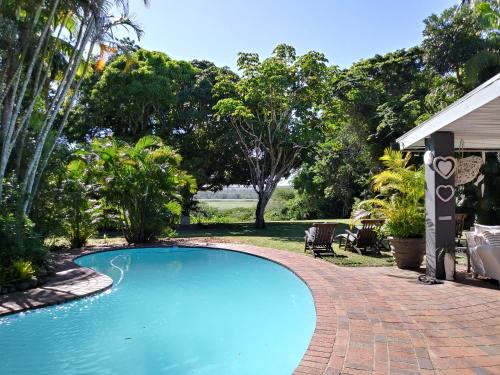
[122,0,457,71]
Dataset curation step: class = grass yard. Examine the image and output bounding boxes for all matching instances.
[197,199,257,210]
[84,220,468,268]
[85,220,396,267]
[175,221,396,267]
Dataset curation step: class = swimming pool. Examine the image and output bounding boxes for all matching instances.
[0,247,316,374]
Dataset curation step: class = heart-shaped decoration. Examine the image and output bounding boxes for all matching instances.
[456,156,482,185]
[433,156,457,179]
[436,185,455,203]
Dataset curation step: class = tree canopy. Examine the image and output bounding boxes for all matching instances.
[214,44,329,227]
[293,2,500,220]
[70,51,248,197]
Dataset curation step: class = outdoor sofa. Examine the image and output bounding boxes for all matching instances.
[465,224,500,283]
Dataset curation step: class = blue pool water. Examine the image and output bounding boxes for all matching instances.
[0,247,316,374]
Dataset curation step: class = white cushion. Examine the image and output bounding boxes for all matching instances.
[481,231,500,247]
[474,233,489,246]
[474,224,500,234]
[464,231,486,275]
[475,244,500,282]
[305,227,317,242]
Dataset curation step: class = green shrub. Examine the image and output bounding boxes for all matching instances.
[30,147,69,245]
[0,178,49,284]
[192,203,255,223]
[74,136,195,243]
[60,176,100,248]
[355,148,425,238]
[383,204,425,238]
[10,259,35,280]
[0,212,48,269]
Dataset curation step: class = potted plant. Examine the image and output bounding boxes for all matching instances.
[356,148,426,268]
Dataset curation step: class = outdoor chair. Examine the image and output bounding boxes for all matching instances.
[337,219,385,255]
[304,223,337,258]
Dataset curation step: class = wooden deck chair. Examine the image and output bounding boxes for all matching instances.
[304,223,337,258]
[337,219,385,255]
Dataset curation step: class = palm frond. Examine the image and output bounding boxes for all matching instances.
[134,135,164,151]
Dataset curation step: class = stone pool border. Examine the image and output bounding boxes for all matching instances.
[0,250,113,317]
[0,242,336,374]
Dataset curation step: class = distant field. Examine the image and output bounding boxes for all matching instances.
[198,199,257,210]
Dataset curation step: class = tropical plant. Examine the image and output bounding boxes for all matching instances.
[60,161,101,248]
[0,0,148,214]
[9,259,35,280]
[73,135,196,243]
[214,44,329,228]
[422,4,499,90]
[0,178,48,271]
[68,55,249,218]
[354,148,425,238]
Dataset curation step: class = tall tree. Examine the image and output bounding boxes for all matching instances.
[329,48,432,162]
[292,48,434,219]
[82,49,197,141]
[422,4,499,90]
[68,52,249,218]
[214,44,328,228]
[0,0,148,213]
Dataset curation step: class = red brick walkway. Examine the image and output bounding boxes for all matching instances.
[0,249,112,316]
[1,242,499,375]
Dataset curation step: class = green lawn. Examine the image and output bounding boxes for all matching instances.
[197,199,257,209]
[174,221,396,267]
[85,219,468,268]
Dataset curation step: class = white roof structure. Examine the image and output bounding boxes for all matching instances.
[397,73,500,151]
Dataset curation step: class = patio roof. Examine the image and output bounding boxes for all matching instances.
[397,73,500,151]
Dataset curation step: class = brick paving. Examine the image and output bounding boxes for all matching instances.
[0,248,112,316]
[1,241,499,375]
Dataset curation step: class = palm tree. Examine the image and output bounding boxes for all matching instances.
[79,135,195,243]
[354,148,425,239]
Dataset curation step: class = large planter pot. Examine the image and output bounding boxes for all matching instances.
[389,237,425,269]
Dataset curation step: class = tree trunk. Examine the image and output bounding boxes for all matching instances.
[21,18,94,214]
[25,39,95,214]
[255,192,270,229]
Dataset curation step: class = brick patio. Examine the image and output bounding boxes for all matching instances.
[0,248,112,316]
[1,242,499,375]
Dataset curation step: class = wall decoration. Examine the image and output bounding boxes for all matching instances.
[433,156,457,179]
[456,156,482,185]
[436,185,455,203]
